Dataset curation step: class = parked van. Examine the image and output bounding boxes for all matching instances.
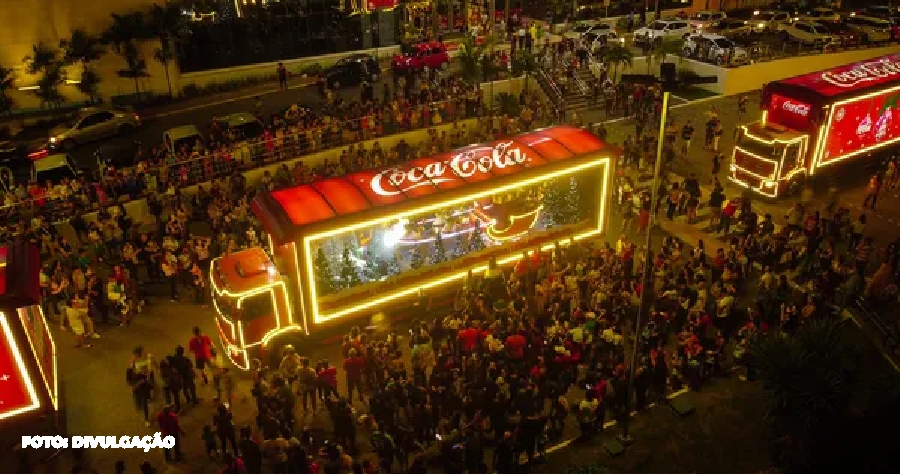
[164,125,205,155]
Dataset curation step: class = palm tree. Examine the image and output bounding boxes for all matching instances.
[24,42,66,110]
[104,12,153,96]
[60,29,104,72]
[117,42,150,96]
[149,3,188,97]
[750,318,861,470]
[60,29,104,104]
[458,34,492,84]
[648,37,684,74]
[602,42,633,82]
[511,49,539,91]
[0,65,14,116]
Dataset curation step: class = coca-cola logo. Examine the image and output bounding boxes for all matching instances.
[782,100,810,116]
[821,57,900,88]
[370,142,528,196]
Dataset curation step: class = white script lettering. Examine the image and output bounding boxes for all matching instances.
[370,142,528,196]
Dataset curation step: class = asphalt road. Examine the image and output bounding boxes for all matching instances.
[57,66,459,171]
[42,206,769,474]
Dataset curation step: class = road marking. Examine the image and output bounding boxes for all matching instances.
[539,387,691,457]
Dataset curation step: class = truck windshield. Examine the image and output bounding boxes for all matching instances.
[239,292,274,322]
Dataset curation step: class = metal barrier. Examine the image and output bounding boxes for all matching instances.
[0,98,486,224]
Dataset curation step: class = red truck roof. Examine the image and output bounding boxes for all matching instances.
[768,53,900,102]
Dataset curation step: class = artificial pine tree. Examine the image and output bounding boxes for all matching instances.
[339,248,363,289]
[543,177,580,225]
[387,255,402,277]
[409,246,425,270]
[314,248,336,296]
[362,249,379,282]
[469,225,486,252]
[453,232,468,258]
[433,233,447,263]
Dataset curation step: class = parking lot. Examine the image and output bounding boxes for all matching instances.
[573,6,900,67]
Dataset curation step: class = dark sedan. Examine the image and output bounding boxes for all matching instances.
[321,54,381,90]
[814,21,862,48]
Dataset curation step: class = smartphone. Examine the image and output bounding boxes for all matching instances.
[435,434,443,441]
[585,384,592,390]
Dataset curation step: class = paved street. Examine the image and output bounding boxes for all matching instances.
[24,90,900,473]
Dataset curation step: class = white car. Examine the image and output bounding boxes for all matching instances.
[844,15,893,43]
[634,20,691,44]
[800,7,841,23]
[689,11,727,31]
[583,30,624,52]
[750,11,793,33]
[780,21,836,45]
[565,24,599,40]
[683,33,750,65]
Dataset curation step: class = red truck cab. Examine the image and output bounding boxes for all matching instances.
[392,42,450,73]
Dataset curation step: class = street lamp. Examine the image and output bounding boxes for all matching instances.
[617,89,669,446]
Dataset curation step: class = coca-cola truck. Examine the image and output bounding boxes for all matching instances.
[731,53,900,198]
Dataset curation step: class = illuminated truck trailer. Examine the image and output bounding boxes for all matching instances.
[210,126,616,367]
[732,53,900,198]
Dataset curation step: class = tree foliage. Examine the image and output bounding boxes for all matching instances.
[314,247,335,296]
[24,42,66,109]
[602,42,634,81]
[0,65,14,116]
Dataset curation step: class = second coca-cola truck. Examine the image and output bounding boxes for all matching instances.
[732,53,900,198]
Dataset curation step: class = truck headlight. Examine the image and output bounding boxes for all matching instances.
[49,137,57,143]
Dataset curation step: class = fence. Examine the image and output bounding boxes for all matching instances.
[0,97,487,225]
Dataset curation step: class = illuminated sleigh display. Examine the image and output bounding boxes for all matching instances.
[214,126,617,369]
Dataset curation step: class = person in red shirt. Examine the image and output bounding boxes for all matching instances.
[458,325,478,354]
[317,360,338,399]
[156,405,185,462]
[343,348,366,403]
[189,326,213,385]
[505,332,526,360]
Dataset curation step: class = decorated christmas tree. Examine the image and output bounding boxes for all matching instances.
[362,249,380,282]
[543,177,580,225]
[453,232,469,258]
[314,248,335,296]
[433,233,447,263]
[339,248,362,289]
[409,246,425,270]
[387,255,402,277]
[469,225,486,252]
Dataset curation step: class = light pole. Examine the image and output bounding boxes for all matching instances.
[617,89,669,445]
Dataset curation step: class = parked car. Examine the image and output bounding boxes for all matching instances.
[584,30,624,52]
[800,7,841,23]
[780,21,836,45]
[710,18,754,38]
[749,11,793,32]
[844,15,893,44]
[813,21,862,48]
[164,125,205,156]
[634,19,691,44]
[689,11,727,31]
[683,33,750,65]
[211,113,265,141]
[31,153,83,185]
[565,24,602,40]
[861,5,900,20]
[322,54,380,89]
[0,140,49,184]
[93,142,142,181]
[47,107,141,151]
[392,42,450,74]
